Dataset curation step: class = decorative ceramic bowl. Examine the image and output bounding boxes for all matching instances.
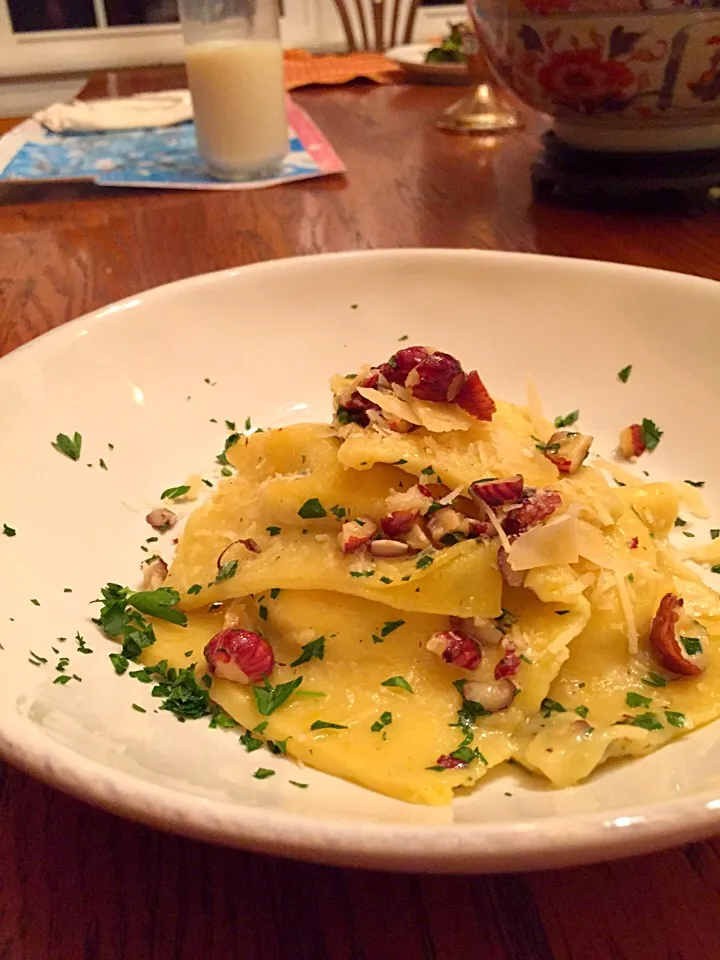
[467,0,720,151]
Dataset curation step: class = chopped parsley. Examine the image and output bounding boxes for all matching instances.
[54,675,72,685]
[187,584,203,595]
[298,498,327,520]
[685,480,705,488]
[270,588,280,600]
[110,653,129,675]
[421,466,435,476]
[290,636,325,667]
[642,672,667,688]
[350,570,374,578]
[555,610,570,616]
[202,478,213,488]
[132,703,147,713]
[160,484,190,500]
[680,636,703,656]
[215,560,239,584]
[2,524,16,537]
[289,781,309,789]
[221,467,232,477]
[371,711,393,733]
[266,525,281,536]
[398,334,408,341]
[30,598,40,606]
[617,365,632,383]
[711,530,720,540]
[640,418,663,451]
[617,711,663,731]
[674,517,687,527]
[380,620,405,637]
[267,738,288,755]
[665,711,685,728]
[28,651,47,666]
[253,768,275,780]
[574,705,589,719]
[99,458,108,471]
[252,676,303,716]
[240,728,264,752]
[532,436,560,455]
[711,565,720,574]
[330,505,346,520]
[626,692,652,709]
[393,459,407,465]
[379,576,393,584]
[310,720,347,730]
[52,431,82,461]
[124,587,188,626]
[541,698,566,718]
[258,604,268,621]
[225,420,236,431]
[381,676,413,693]
[554,410,579,429]
[75,631,93,654]
[416,555,433,570]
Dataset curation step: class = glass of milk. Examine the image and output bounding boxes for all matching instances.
[179,0,288,180]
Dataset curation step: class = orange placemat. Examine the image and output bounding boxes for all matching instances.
[284,49,404,90]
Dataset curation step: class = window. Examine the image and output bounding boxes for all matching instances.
[0,0,462,78]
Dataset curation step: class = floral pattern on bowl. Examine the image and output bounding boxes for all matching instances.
[469,0,720,149]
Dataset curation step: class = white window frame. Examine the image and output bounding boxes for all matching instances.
[0,0,464,79]
[0,0,318,78]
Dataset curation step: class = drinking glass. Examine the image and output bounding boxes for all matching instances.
[179,0,288,180]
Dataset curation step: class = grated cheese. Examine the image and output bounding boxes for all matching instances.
[480,501,513,556]
[673,482,710,519]
[613,570,639,656]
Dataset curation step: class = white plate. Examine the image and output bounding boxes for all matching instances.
[2,249,720,873]
[385,43,470,83]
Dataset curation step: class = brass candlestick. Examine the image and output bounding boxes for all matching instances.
[436,32,522,135]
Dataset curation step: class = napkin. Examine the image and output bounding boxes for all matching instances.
[33,90,193,133]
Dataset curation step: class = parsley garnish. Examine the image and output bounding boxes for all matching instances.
[330,505,346,520]
[253,768,275,780]
[310,720,347,730]
[54,675,72,685]
[642,672,667,688]
[618,365,632,383]
[381,676,413,693]
[266,525,281,536]
[2,524,16,537]
[712,565,720,574]
[187,584,203,595]
[685,480,705,488]
[30,598,40,606]
[252,676,303,716]
[240,728,264,752]
[680,636,702,656]
[380,620,405,636]
[532,436,561,455]
[52,431,82,461]
[398,334,408,341]
[416,555,433,570]
[215,560,239,584]
[350,570,375,578]
[125,587,188,626]
[617,711,663,731]
[75,631,93,654]
[298,498,327,520]
[379,576,393,584]
[109,652,129,675]
[554,410,579,429]
[640,418,663,451]
[132,703,146,713]
[270,588,280,599]
[28,651,47,666]
[711,530,720,540]
[421,466,435,476]
[267,738,288,755]
[541,698,566,718]
[290,636,325,667]
[575,705,589,719]
[225,420,236,430]
[665,710,685,728]
[674,517,687,527]
[290,781,309,789]
[161,484,190,500]
[371,711,392,732]
[626,692,652,709]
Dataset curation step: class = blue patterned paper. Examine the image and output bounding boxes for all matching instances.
[0,119,335,189]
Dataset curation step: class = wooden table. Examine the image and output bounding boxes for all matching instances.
[2,66,720,960]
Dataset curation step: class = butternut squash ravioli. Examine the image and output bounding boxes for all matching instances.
[121,346,720,805]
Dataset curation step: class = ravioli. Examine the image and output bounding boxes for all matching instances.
[126,343,720,806]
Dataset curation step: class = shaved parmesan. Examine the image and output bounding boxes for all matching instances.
[480,502,513,556]
[594,458,644,488]
[673,482,710,519]
[678,538,720,564]
[357,387,423,426]
[508,514,579,571]
[613,570,639,655]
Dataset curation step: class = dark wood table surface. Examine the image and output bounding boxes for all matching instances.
[2,65,720,960]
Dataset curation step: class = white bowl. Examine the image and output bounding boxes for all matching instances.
[2,249,720,872]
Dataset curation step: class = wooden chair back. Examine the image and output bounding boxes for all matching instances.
[332,0,421,52]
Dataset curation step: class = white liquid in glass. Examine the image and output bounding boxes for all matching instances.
[186,39,288,179]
